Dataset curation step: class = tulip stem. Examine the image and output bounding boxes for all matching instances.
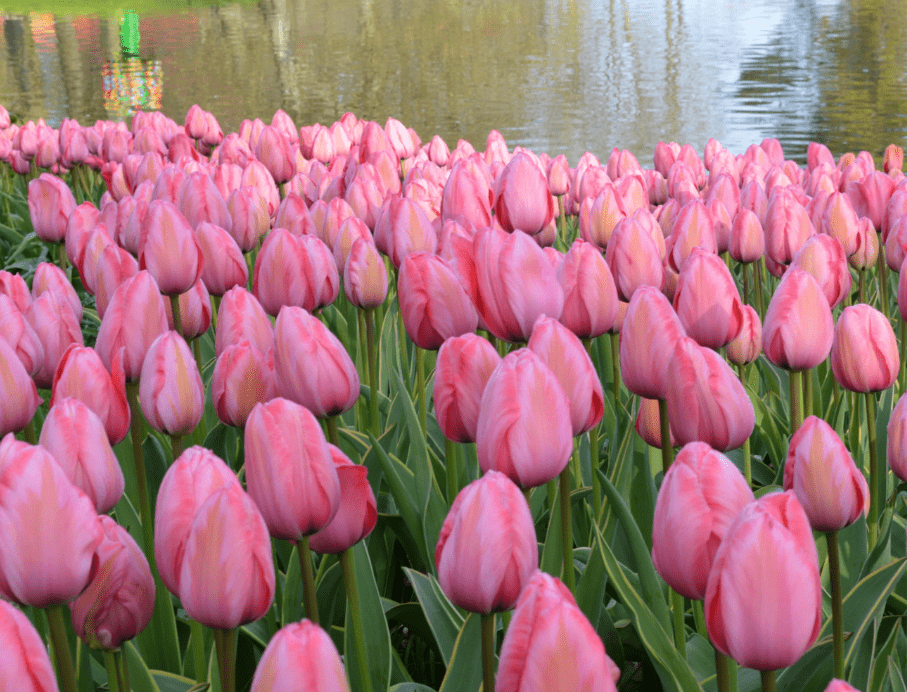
[789,370,804,435]
[57,242,67,274]
[802,368,813,420]
[658,398,674,474]
[191,619,207,684]
[171,434,185,462]
[445,438,459,503]
[213,627,237,692]
[298,536,320,625]
[559,467,575,592]
[715,649,731,692]
[22,418,36,444]
[609,332,621,408]
[589,424,601,520]
[126,383,154,557]
[481,613,496,692]
[47,605,79,692]
[169,293,183,339]
[827,530,845,679]
[326,416,340,448]
[761,670,777,692]
[742,262,750,308]
[671,590,686,660]
[365,307,380,438]
[341,549,374,692]
[754,258,766,320]
[736,364,752,485]
[865,392,880,550]
[104,650,120,692]
[877,237,889,313]
[858,269,866,305]
[416,347,427,436]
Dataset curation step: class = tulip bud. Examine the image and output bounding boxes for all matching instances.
[138,200,204,296]
[831,304,899,393]
[0,294,44,376]
[343,237,388,309]
[762,268,833,371]
[196,222,248,297]
[308,445,377,554]
[250,620,350,692]
[0,335,42,436]
[138,331,204,436]
[493,152,555,235]
[28,173,77,243]
[673,247,744,350]
[789,234,851,308]
[726,304,762,366]
[434,334,501,443]
[557,239,619,339]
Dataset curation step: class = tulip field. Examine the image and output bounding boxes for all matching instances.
[3,103,907,692]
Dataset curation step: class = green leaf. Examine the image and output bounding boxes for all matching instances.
[344,543,392,692]
[869,618,901,692]
[281,545,302,627]
[124,642,163,692]
[438,613,483,692]
[402,568,464,666]
[843,558,907,669]
[540,479,564,578]
[776,639,833,692]
[389,685,438,692]
[152,671,206,692]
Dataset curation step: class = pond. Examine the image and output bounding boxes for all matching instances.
[0,0,905,164]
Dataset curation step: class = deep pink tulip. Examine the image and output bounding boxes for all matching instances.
[651,442,754,600]
[476,349,573,488]
[343,237,388,309]
[253,229,340,317]
[434,334,501,443]
[528,315,604,436]
[273,306,359,417]
[705,491,821,671]
[211,340,277,428]
[790,234,851,308]
[619,285,686,400]
[435,471,537,613]
[244,398,340,540]
[308,445,377,554]
[138,200,204,296]
[666,336,755,451]
[138,331,204,436]
[473,226,564,342]
[28,173,77,243]
[726,304,762,366]
[0,294,44,376]
[762,268,834,371]
[831,304,899,393]
[154,447,241,595]
[496,570,620,692]
[250,620,350,692]
[39,398,124,514]
[397,252,478,350]
[226,186,270,252]
[558,239,619,338]
[215,286,273,357]
[0,599,60,691]
[0,435,102,607]
[69,515,153,649]
[783,415,868,532]
[178,481,275,629]
[493,152,555,235]
[673,247,744,350]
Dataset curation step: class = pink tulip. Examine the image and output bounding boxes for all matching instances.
[273,306,360,418]
[28,173,77,243]
[255,125,296,185]
[652,442,754,600]
[528,315,604,436]
[762,268,834,371]
[0,270,32,314]
[821,192,860,256]
[434,334,501,443]
[476,349,573,488]
[672,247,744,350]
[493,152,555,235]
[435,471,537,613]
[69,515,154,649]
[343,237,388,309]
[154,447,241,595]
[440,160,493,228]
[728,209,765,263]
[496,571,620,692]
[211,341,277,428]
[138,200,204,296]
[848,217,880,270]
[606,214,665,301]
[39,398,124,513]
[764,189,814,267]
[25,290,84,389]
[726,304,762,366]
[831,304,899,393]
[635,397,677,448]
[578,184,627,250]
[226,186,270,252]
[32,261,82,322]
[380,197,438,269]
[139,331,204,436]
[250,620,350,692]
[666,201,717,272]
[0,599,60,691]
[705,491,822,670]
[163,278,211,340]
[847,171,896,230]
[0,294,44,376]
[178,171,231,231]
[619,285,686,400]
[244,398,341,540]
[824,681,861,692]
[214,286,274,357]
[308,445,377,554]
[783,415,868,531]
[790,234,851,308]
[558,239,619,339]
[178,481,275,629]
[0,435,102,607]
[274,192,317,237]
[666,336,755,451]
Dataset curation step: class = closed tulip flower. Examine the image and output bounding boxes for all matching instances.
[821,192,860,256]
[558,239,619,338]
[32,261,82,322]
[195,221,248,296]
[28,173,77,243]
[824,681,861,692]
[831,304,899,393]
[728,208,766,263]
[887,393,907,482]
[762,268,834,371]
[652,442,755,600]
[164,278,211,340]
[789,234,851,308]
[0,294,44,376]
[0,337,42,437]
[273,306,360,418]
[250,620,350,692]
[343,237,388,309]
[764,190,815,267]
[381,196,439,269]
[673,247,744,350]
[255,125,296,185]
[25,290,84,389]
[605,214,665,301]
[528,315,604,435]
[0,270,32,314]
[635,397,677,448]
[308,445,377,554]
[705,491,822,671]
[178,171,231,231]
[666,201,717,273]
[93,243,139,321]
[214,286,273,357]
[69,515,154,649]
[244,398,341,540]
[476,349,573,488]
[0,436,102,608]
[493,152,555,235]
[783,415,868,531]
[211,341,277,428]
[496,570,620,692]
[139,331,204,436]
[178,482,275,630]
[726,304,762,366]
[434,334,501,443]
[226,186,270,252]
[397,252,478,350]
[441,159,493,229]
[0,599,60,691]
[138,200,204,296]
[666,336,755,451]
[435,471,537,613]
[39,398,124,514]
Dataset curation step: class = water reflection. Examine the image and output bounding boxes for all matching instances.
[0,0,904,164]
